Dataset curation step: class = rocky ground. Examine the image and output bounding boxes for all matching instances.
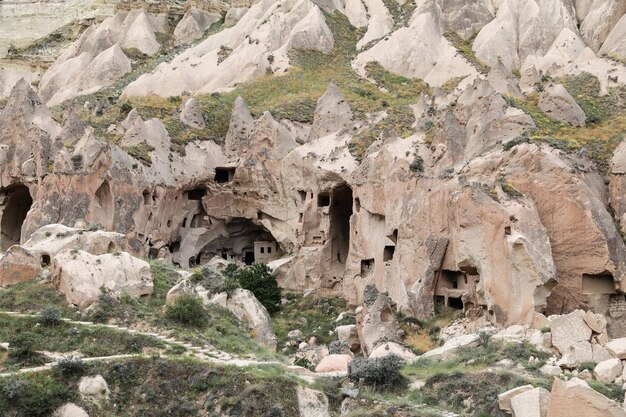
[1,0,626,415]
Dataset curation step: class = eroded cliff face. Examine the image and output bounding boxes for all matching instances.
[2,0,626,330]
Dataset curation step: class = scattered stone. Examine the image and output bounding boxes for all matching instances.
[546,377,626,417]
[0,245,42,286]
[79,374,109,399]
[336,324,360,352]
[510,387,551,417]
[315,354,352,373]
[594,359,623,383]
[297,386,330,417]
[606,338,626,359]
[369,342,416,361]
[498,385,534,413]
[52,403,89,417]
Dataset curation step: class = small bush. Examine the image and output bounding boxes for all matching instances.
[503,132,530,151]
[55,356,86,375]
[39,305,62,326]
[578,361,597,372]
[120,102,133,115]
[476,331,491,347]
[164,295,208,328]
[349,354,407,390]
[409,155,424,173]
[293,357,313,370]
[70,153,83,170]
[9,332,41,358]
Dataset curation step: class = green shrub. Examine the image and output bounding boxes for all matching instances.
[0,375,74,417]
[476,331,491,347]
[348,354,406,390]
[578,361,597,372]
[120,102,133,115]
[229,264,281,313]
[503,132,530,151]
[410,155,424,173]
[7,332,43,365]
[70,153,83,170]
[55,355,86,375]
[39,305,62,326]
[164,295,208,328]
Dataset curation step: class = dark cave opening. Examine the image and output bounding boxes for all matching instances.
[0,185,32,251]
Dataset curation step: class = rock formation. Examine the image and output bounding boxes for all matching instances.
[0,0,625,340]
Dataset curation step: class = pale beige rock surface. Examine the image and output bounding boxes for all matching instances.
[314,354,352,373]
[546,377,626,417]
[510,387,551,417]
[52,250,153,308]
[52,403,90,417]
[0,245,41,286]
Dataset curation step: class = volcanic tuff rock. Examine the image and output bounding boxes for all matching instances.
[1,0,626,349]
[0,245,41,286]
[122,0,336,97]
[52,250,154,308]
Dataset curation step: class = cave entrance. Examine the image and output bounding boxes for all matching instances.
[434,270,473,310]
[214,167,235,184]
[0,185,32,251]
[195,219,280,266]
[329,184,353,266]
[582,273,615,295]
[187,188,207,201]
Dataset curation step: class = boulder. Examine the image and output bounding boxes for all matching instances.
[538,84,586,127]
[594,358,623,383]
[79,374,109,398]
[550,310,593,362]
[606,338,626,359]
[297,386,330,417]
[355,286,403,356]
[583,311,607,334]
[498,385,535,413]
[421,334,479,360]
[52,403,89,417]
[592,343,613,363]
[336,324,360,352]
[314,354,352,373]
[223,288,277,352]
[52,250,153,308]
[540,364,563,377]
[0,245,42,286]
[510,387,551,417]
[546,377,626,417]
[531,312,550,330]
[369,342,416,361]
[179,97,206,129]
[295,344,330,368]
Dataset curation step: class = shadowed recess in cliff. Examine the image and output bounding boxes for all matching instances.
[0,185,32,251]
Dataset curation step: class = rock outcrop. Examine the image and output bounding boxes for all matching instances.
[123,0,335,97]
[546,377,626,417]
[52,250,153,308]
[0,245,42,286]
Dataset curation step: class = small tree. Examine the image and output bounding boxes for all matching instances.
[8,332,43,365]
[164,295,208,328]
[39,305,62,326]
[236,264,281,313]
[349,354,406,390]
